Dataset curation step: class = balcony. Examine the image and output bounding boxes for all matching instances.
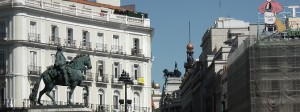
[95,104,110,112]
[28,65,41,75]
[0,32,7,41]
[28,33,40,43]
[65,39,76,48]
[83,71,93,82]
[95,43,107,52]
[49,36,61,45]
[80,42,92,50]
[131,77,144,86]
[96,73,109,83]
[131,48,143,57]
[0,65,7,75]
[111,45,123,54]
[111,75,121,84]
[18,0,149,27]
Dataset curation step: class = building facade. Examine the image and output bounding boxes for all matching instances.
[0,0,154,111]
[180,17,253,112]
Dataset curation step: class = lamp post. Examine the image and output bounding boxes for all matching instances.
[118,70,133,112]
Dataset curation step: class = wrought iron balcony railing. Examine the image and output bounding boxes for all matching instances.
[95,104,110,112]
[95,43,107,52]
[28,65,41,75]
[49,36,61,45]
[96,73,109,83]
[131,77,144,86]
[111,75,120,84]
[28,33,40,42]
[65,39,76,48]
[131,48,143,56]
[80,41,92,50]
[111,45,123,54]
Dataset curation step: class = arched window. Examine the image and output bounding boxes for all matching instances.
[113,90,120,109]
[133,92,140,111]
[98,89,105,105]
[67,87,74,103]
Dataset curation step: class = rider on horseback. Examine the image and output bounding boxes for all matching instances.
[55,46,69,85]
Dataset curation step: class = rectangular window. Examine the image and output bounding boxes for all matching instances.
[112,35,119,52]
[134,65,139,80]
[113,62,120,78]
[113,95,118,109]
[133,38,139,49]
[30,51,37,67]
[98,33,103,44]
[0,21,6,38]
[51,25,58,40]
[97,61,104,76]
[29,21,36,34]
[67,28,73,43]
[0,88,4,106]
[82,31,89,45]
[99,94,103,105]
[0,52,5,75]
[51,54,55,65]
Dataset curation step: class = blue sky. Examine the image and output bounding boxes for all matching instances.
[121,0,300,87]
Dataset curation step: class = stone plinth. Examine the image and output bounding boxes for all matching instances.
[28,105,92,112]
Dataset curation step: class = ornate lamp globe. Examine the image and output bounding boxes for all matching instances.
[186,42,194,52]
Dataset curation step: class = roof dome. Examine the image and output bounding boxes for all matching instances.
[186,42,194,51]
[152,83,160,89]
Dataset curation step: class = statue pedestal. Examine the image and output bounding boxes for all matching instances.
[28,105,92,112]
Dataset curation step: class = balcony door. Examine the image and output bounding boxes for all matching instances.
[113,62,120,79]
[0,52,5,75]
[30,51,37,68]
[113,91,120,109]
[82,31,90,47]
[0,21,6,38]
[0,88,4,107]
[97,33,104,51]
[133,38,139,50]
[67,28,73,44]
[97,60,104,77]
[51,25,58,41]
[112,35,119,52]
[98,89,105,105]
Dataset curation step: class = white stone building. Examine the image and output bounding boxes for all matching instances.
[0,0,154,111]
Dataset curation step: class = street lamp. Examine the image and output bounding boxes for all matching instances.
[118,70,133,112]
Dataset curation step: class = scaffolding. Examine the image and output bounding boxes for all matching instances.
[227,37,300,112]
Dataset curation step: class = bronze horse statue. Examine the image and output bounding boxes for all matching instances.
[29,54,92,105]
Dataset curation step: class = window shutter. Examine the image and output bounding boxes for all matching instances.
[119,63,122,77]
[55,26,58,37]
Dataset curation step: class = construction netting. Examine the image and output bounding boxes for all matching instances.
[227,36,300,112]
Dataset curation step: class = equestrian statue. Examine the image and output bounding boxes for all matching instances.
[29,46,92,105]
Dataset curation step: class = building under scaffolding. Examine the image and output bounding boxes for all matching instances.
[227,35,300,112]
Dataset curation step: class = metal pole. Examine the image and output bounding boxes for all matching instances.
[125,83,127,112]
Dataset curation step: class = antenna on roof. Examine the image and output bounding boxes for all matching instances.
[189,21,191,42]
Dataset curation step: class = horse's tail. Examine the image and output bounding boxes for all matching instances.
[29,71,44,103]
